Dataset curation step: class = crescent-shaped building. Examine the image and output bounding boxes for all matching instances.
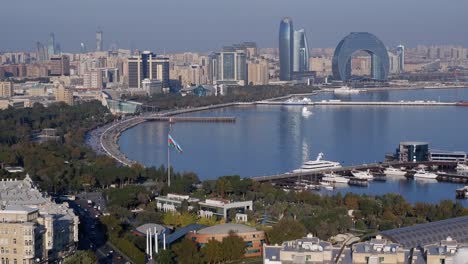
[332,32,389,81]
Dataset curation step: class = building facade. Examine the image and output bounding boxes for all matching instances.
[0,175,79,263]
[49,56,70,76]
[187,224,266,257]
[209,47,247,86]
[247,58,269,85]
[55,84,74,105]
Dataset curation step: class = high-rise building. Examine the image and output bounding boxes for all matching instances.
[47,33,56,58]
[49,55,70,76]
[127,51,170,89]
[396,45,405,73]
[247,58,269,85]
[83,69,103,89]
[36,42,47,62]
[56,83,74,105]
[96,30,103,52]
[279,17,294,81]
[293,29,309,73]
[208,46,247,86]
[0,81,14,98]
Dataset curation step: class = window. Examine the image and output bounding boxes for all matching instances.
[12,239,16,244]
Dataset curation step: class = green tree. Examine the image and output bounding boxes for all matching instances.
[268,218,307,244]
[172,238,202,264]
[221,231,245,261]
[63,250,97,264]
[156,249,174,264]
[201,239,223,264]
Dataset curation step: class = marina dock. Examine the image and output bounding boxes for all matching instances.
[252,161,462,185]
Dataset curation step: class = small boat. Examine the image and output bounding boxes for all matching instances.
[322,172,349,184]
[384,167,406,177]
[413,169,438,179]
[333,86,362,95]
[456,186,468,198]
[351,169,374,180]
[456,163,468,172]
[320,181,335,190]
[302,107,313,118]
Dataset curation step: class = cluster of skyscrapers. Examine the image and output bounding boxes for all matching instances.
[279,17,310,81]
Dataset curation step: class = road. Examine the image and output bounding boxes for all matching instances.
[69,198,132,264]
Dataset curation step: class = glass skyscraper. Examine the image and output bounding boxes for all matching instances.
[48,33,56,58]
[279,18,294,81]
[96,31,103,52]
[293,29,309,73]
[396,45,405,73]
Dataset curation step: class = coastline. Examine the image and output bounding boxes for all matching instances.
[88,85,468,167]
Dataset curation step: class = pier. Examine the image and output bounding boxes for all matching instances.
[143,116,236,123]
[256,100,457,107]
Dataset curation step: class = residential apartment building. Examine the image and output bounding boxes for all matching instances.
[0,175,79,263]
[55,84,74,105]
[247,58,269,85]
[49,55,70,76]
[0,81,14,98]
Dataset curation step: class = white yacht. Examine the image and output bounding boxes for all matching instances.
[293,153,341,173]
[322,172,350,184]
[383,167,407,177]
[351,170,374,180]
[333,86,362,95]
[456,163,468,172]
[302,107,313,118]
[413,169,438,179]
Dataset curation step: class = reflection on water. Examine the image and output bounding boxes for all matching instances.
[118,88,468,205]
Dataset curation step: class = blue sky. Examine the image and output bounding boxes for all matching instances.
[1,0,467,53]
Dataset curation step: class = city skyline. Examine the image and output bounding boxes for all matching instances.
[1,0,468,53]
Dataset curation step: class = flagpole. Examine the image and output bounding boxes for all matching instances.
[168,120,171,187]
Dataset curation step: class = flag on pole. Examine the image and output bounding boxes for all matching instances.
[168,134,183,153]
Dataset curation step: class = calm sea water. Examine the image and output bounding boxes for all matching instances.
[118,88,468,205]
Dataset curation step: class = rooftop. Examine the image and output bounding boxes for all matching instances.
[0,174,77,222]
[135,223,167,236]
[380,216,468,248]
[196,223,258,235]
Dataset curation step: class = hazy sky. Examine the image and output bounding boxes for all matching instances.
[1,0,468,53]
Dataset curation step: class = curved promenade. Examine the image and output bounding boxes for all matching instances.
[89,88,467,167]
[92,102,252,166]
